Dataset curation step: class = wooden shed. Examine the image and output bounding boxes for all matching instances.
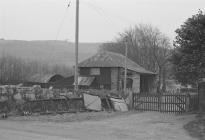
[23,74,65,88]
[78,51,157,93]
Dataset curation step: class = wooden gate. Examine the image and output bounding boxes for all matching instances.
[133,93,190,113]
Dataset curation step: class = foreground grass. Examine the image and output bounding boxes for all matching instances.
[8,111,136,123]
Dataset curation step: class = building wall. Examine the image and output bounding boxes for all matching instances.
[131,73,140,93]
[111,68,119,91]
[119,69,140,93]
[140,75,157,93]
[79,67,156,93]
[79,67,111,89]
[147,75,157,93]
[79,68,90,76]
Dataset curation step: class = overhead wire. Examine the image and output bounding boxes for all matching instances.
[55,0,135,42]
[50,0,73,68]
[81,0,120,31]
[82,0,135,29]
[91,0,135,25]
[55,0,72,41]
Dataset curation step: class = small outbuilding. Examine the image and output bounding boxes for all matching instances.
[28,74,64,83]
[24,74,65,88]
[78,51,157,93]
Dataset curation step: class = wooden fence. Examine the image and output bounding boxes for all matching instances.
[23,97,84,114]
[133,93,198,113]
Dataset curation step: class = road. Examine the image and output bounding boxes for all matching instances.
[0,112,196,140]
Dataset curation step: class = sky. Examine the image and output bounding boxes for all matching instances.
[0,0,204,43]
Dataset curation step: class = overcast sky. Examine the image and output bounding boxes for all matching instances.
[0,0,204,42]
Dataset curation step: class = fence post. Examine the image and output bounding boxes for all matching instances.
[159,92,162,112]
[186,94,190,112]
[129,90,133,110]
[132,92,135,110]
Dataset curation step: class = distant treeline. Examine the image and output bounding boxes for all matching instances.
[0,54,73,84]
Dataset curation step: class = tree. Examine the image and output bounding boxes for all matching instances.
[100,24,172,92]
[172,10,205,86]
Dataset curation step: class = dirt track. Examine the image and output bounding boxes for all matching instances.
[0,112,196,140]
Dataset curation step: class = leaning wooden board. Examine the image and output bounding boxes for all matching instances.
[110,98,128,112]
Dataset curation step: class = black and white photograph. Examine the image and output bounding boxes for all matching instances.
[0,0,205,139]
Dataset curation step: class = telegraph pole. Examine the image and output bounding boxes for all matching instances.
[124,38,128,94]
[74,0,79,92]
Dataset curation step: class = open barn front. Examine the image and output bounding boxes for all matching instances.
[140,75,156,93]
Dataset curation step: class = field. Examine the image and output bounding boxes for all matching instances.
[0,40,100,66]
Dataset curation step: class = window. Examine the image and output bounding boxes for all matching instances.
[90,68,100,75]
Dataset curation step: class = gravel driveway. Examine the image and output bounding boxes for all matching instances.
[0,112,196,140]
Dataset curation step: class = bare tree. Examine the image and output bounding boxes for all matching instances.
[100,24,172,92]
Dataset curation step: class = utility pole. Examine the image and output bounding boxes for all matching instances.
[124,38,128,94]
[74,0,79,93]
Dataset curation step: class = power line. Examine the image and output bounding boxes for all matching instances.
[55,1,72,41]
[81,0,119,30]
[82,0,135,27]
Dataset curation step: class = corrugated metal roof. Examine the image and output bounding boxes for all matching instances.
[27,74,64,83]
[79,51,156,75]
[77,76,95,86]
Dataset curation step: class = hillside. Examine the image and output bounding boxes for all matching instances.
[0,40,101,66]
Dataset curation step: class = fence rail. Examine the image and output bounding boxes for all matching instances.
[24,97,84,113]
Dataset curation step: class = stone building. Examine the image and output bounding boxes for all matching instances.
[78,51,156,93]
